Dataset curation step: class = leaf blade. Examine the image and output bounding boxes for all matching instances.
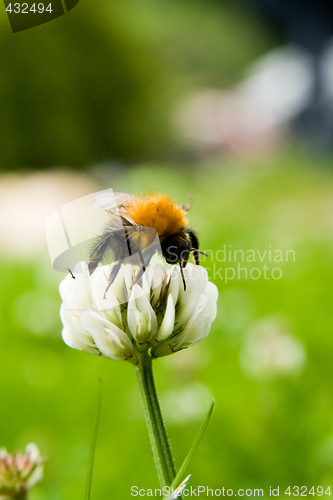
[163,398,215,499]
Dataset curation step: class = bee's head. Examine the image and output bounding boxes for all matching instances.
[161,235,191,266]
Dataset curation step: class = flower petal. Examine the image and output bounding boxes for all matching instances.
[62,327,99,355]
[127,284,158,345]
[167,266,179,305]
[81,310,135,361]
[172,294,211,350]
[150,264,167,307]
[174,272,200,329]
[155,293,175,342]
[204,281,219,322]
[141,265,154,295]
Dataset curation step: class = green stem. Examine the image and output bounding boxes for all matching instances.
[145,357,177,481]
[135,353,176,488]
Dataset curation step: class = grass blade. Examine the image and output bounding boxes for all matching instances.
[163,398,215,499]
[85,378,103,500]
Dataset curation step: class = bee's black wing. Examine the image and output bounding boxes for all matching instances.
[89,191,139,275]
[122,225,160,286]
[90,190,159,287]
[88,213,134,275]
[89,217,158,274]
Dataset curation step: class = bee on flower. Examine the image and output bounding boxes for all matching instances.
[59,190,217,362]
[54,189,218,490]
[88,191,203,292]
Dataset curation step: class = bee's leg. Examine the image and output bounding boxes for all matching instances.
[89,235,112,275]
[193,249,208,257]
[179,261,187,291]
[104,261,122,297]
[104,237,126,297]
[131,265,146,288]
[178,245,192,291]
[124,226,132,256]
[188,230,200,265]
[130,250,147,288]
[138,250,146,274]
[65,268,75,279]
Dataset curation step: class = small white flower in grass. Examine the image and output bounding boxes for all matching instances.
[59,261,218,362]
[240,316,306,378]
[0,443,45,499]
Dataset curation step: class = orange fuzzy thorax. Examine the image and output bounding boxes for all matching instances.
[126,194,188,239]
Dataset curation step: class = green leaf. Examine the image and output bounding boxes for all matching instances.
[85,379,103,500]
[163,398,215,499]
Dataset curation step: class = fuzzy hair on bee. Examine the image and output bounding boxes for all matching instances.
[88,191,202,291]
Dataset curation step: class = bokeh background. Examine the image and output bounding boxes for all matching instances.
[1,0,333,498]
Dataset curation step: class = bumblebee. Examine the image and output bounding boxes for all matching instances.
[88,191,201,291]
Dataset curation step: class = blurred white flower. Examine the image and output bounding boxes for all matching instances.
[0,443,44,499]
[59,262,218,362]
[162,382,213,424]
[0,171,97,259]
[240,317,306,378]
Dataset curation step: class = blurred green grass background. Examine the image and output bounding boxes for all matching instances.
[1,0,333,498]
[0,0,276,169]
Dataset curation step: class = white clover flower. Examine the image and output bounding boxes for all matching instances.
[240,316,306,378]
[0,443,44,499]
[59,262,218,363]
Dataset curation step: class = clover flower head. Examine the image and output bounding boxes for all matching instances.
[0,443,44,499]
[60,262,218,362]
